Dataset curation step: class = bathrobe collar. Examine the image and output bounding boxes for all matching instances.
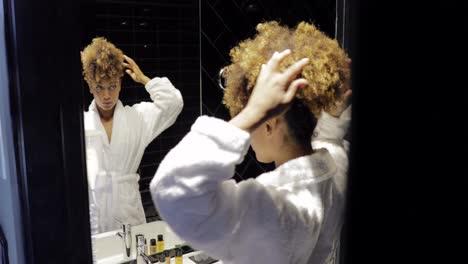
[88,99,124,115]
[256,148,337,188]
[88,100,124,148]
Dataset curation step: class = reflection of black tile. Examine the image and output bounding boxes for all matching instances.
[119,86,150,102]
[159,136,183,152]
[177,108,200,123]
[154,19,180,31]
[162,126,189,137]
[133,5,153,17]
[105,15,134,30]
[134,31,156,44]
[135,19,154,30]
[140,190,152,203]
[140,165,158,180]
[201,72,224,100]
[201,0,225,42]
[180,31,199,44]
[160,31,181,43]
[176,70,198,84]
[157,48,180,59]
[180,84,200,96]
[120,77,134,87]
[95,16,108,29]
[141,151,162,166]
[145,139,160,153]
[104,30,133,44]
[134,44,158,59]
[201,34,229,71]
[211,31,236,58]
[96,2,133,17]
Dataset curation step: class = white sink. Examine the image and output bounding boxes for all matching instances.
[92,220,198,264]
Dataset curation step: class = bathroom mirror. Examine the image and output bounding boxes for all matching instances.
[81,0,201,239]
[81,0,351,263]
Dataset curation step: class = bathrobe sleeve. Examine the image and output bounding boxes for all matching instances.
[150,116,325,263]
[312,106,351,146]
[312,106,352,194]
[132,77,184,144]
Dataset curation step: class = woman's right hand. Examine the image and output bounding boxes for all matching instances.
[230,50,310,132]
[327,89,352,118]
[123,55,151,85]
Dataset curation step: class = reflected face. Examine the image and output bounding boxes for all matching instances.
[90,78,121,112]
[250,123,274,163]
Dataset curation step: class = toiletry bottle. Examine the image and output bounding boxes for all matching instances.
[157,234,164,253]
[144,239,148,255]
[150,238,157,255]
[175,248,183,264]
[164,250,170,264]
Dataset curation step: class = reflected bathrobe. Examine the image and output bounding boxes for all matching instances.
[85,77,183,233]
[150,107,351,264]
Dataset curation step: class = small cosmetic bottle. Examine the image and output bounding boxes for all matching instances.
[175,248,183,264]
[144,239,148,255]
[164,250,170,264]
[150,238,157,255]
[157,234,164,253]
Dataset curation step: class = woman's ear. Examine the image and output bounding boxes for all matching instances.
[265,117,280,136]
[265,122,272,135]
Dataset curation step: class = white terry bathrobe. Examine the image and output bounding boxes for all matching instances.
[85,77,183,233]
[150,107,351,264]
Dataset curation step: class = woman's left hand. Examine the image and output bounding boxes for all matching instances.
[247,49,309,118]
[123,55,151,85]
[230,49,310,132]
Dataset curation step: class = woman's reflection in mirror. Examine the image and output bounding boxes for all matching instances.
[81,37,184,233]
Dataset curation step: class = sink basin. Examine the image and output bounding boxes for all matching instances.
[93,221,187,264]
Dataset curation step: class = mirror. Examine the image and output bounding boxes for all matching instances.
[81,0,350,263]
[81,0,200,262]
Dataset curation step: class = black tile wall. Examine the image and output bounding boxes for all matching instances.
[84,0,200,222]
[201,0,336,182]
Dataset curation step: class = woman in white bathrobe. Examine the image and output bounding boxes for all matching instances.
[81,37,183,233]
[151,22,351,263]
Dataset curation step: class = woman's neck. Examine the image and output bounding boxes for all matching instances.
[274,143,313,167]
[97,106,115,121]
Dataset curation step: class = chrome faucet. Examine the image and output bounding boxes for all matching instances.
[114,218,132,258]
[136,235,152,264]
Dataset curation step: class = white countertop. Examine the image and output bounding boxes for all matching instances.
[93,221,213,264]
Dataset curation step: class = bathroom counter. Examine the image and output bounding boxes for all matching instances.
[93,220,219,264]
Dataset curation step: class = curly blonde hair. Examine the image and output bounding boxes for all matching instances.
[223,21,351,117]
[81,37,124,86]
